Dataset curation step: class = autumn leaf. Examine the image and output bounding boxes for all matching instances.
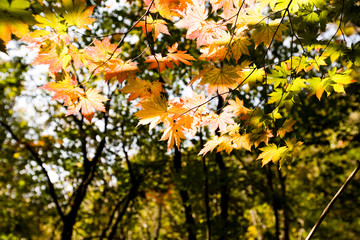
[135,15,170,40]
[160,122,186,149]
[145,54,172,72]
[223,97,250,116]
[277,119,296,137]
[257,144,288,166]
[204,112,235,133]
[251,20,287,47]
[0,0,34,49]
[198,135,224,156]
[32,43,71,75]
[85,37,122,73]
[105,59,139,83]
[40,73,84,106]
[66,88,108,122]
[231,37,251,62]
[166,43,196,66]
[175,2,208,39]
[122,78,163,101]
[252,130,273,148]
[62,0,96,29]
[199,65,241,94]
[135,96,169,130]
[232,133,252,151]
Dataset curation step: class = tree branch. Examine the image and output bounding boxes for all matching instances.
[305,160,360,240]
[0,121,65,221]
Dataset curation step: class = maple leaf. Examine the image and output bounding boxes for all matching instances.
[277,119,296,137]
[199,65,241,94]
[175,1,208,39]
[135,96,169,130]
[204,112,235,133]
[122,78,163,101]
[85,37,122,73]
[105,59,139,83]
[62,0,96,29]
[223,97,250,116]
[0,0,34,49]
[198,135,223,156]
[257,144,288,167]
[68,44,88,69]
[66,88,108,122]
[32,43,72,75]
[41,73,84,106]
[166,43,196,66]
[251,20,287,47]
[160,122,186,149]
[145,54,172,72]
[232,133,252,151]
[231,37,251,62]
[34,11,68,34]
[135,15,170,40]
[307,77,331,100]
[252,130,274,148]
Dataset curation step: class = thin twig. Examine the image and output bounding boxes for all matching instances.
[305,160,360,240]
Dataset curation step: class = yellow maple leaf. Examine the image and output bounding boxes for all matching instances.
[257,144,288,167]
[199,65,241,94]
[122,78,163,101]
[135,96,169,130]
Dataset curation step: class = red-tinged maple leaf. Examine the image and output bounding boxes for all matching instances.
[277,119,296,137]
[32,43,71,75]
[175,1,208,39]
[204,112,235,133]
[145,54,173,72]
[135,15,170,40]
[66,88,108,122]
[135,96,169,130]
[252,130,274,148]
[105,59,139,83]
[69,44,88,69]
[121,78,163,101]
[85,37,122,73]
[40,73,84,106]
[166,43,196,66]
[183,91,209,114]
[160,122,186,149]
[257,144,288,166]
[223,97,250,116]
[62,0,96,29]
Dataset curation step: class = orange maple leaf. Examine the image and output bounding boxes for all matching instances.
[32,43,71,75]
[277,119,296,137]
[40,73,84,106]
[121,78,163,101]
[160,122,186,149]
[105,59,139,83]
[166,43,196,66]
[66,88,108,122]
[135,15,170,40]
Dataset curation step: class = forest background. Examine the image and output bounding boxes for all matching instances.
[1,0,360,239]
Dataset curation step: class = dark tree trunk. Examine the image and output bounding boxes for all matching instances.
[174,146,196,240]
